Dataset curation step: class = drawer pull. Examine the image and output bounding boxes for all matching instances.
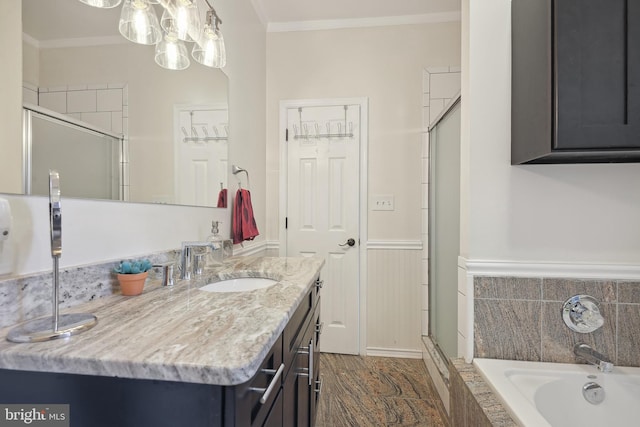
[249,363,285,404]
[297,338,314,386]
[315,379,323,396]
[315,279,324,289]
[315,321,324,335]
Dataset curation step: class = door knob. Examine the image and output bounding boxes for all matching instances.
[339,238,356,247]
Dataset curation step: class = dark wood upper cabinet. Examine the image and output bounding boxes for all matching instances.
[512,0,640,164]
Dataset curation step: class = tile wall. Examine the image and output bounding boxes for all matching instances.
[449,358,517,427]
[38,84,128,136]
[474,276,640,366]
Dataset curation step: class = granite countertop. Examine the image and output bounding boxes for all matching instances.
[0,256,324,386]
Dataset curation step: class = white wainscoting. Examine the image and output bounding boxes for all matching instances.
[366,242,423,358]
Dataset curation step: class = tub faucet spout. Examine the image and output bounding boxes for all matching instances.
[574,343,613,373]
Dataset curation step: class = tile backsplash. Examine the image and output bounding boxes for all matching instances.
[474,276,640,367]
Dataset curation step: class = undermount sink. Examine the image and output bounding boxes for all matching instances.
[199,277,278,293]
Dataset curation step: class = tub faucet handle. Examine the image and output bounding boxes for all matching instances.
[562,295,605,333]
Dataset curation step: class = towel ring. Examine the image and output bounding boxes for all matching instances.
[232,165,250,190]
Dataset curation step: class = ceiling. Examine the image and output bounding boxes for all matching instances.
[22,0,462,42]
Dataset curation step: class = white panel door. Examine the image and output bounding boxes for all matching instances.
[175,107,228,206]
[286,104,360,354]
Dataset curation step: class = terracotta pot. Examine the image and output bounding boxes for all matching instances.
[117,272,148,296]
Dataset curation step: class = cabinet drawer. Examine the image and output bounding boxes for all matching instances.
[261,388,283,427]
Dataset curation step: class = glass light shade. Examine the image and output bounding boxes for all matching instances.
[119,0,162,45]
[160,0,200,42]
[155,32,191,70]
[78,0,122,8]
[192,25,226,68]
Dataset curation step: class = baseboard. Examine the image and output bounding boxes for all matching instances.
[365,347,423,359]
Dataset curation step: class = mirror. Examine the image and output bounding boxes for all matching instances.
[5,0,229,208]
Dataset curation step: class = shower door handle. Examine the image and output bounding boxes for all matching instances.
[339,238,356,247]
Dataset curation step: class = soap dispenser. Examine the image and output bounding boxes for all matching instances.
[206,221,225,265]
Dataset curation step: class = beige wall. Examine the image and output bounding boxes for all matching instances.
[266,23,460,241]
[462,0,640,264]
[0,1,23,195]
[220,0,267,242]
[22,39,38,86]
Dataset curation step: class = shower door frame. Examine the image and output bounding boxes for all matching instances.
[22,104,124,200]
[427,95,462,359]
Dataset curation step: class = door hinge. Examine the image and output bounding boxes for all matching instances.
[285,217,288,229]
[285,128,289,142]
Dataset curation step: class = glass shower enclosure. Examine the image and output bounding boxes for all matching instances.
[428,97,461,358]
[23,105,123,201]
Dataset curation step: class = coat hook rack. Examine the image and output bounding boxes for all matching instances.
[292,105,355,140]
[180,110,229,143]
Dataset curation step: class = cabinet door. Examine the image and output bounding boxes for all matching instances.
[296,325,314,427]
[262,389,283,427]
[555,0,640,150]
[310,302,322,425]
[283,316,314,427]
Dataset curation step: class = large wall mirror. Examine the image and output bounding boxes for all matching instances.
[4,0,229,208]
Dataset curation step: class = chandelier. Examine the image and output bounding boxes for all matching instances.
[78,0,226,70]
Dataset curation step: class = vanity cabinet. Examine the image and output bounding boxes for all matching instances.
[511,0,640,164]
[283,298,321,427]
[0,277,323,427]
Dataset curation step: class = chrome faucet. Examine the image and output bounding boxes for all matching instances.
[574,343,614,373]
[179,241,213,280]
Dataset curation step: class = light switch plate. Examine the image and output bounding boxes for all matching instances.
[371,194,394,211]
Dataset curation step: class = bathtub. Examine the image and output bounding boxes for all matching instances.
[473,358,640,427]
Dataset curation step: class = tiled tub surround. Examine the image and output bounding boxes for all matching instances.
[474,276,640,367]
[0,256,324,386]
[0,251,176,329]
[449,358,517,427]
[445,276,640,426]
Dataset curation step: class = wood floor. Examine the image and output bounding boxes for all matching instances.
[315,353,446,427]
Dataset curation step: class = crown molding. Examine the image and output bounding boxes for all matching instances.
[267,11,461,33]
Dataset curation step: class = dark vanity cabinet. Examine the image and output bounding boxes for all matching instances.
[0,277,323,427]
[283,296,321,427]
[282,278,322,427]
[511,0,640,163]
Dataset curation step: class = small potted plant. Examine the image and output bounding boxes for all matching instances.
[114,259,153,296]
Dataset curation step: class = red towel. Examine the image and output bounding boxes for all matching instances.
[232,189,259,244]
[217,188,227,208]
